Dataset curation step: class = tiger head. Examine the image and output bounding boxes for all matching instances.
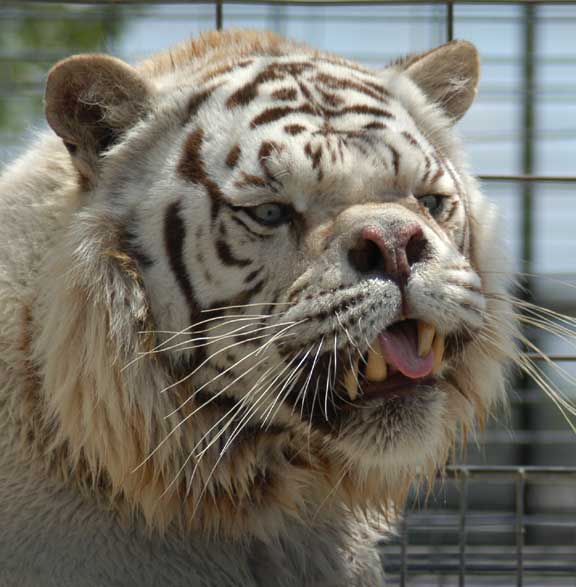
[35,31,516,536]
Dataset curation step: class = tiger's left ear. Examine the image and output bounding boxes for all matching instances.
[45,54,151,185]
[399,40,480,122]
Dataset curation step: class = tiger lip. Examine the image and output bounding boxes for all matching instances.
[343,320,445,401]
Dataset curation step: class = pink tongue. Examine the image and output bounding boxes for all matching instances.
[378,321,434,379]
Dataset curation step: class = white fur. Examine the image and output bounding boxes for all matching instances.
[0,32,516,585]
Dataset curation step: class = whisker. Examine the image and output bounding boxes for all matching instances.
[514,330,576,392]
[124,313,283,370]
[255,318,309,356]
[312,460,354,521]
[323,353,333,422]
[135,322,266,358]
[335,311,359,351]
[294,338,324,422]
[261,349,312,428]
[474,322,576,429]
[164,350,272,419]
[200,301,295,313]
[133,352,278,475]
[158,358,271,498]
[517,355,576,432]
[504,271,576,292]
[140,310,290,338]
[153,320,299,357]
[159,331,292,395]
[188,362,285,468]
[500,294,576,320]
[189,356,299,516]
[516,316,576,350]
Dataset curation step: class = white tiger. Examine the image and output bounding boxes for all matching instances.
[0,30,516,585]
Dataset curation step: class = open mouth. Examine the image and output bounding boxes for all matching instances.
[343,319,445,402]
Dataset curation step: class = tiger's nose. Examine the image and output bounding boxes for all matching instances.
[348,223,427,281]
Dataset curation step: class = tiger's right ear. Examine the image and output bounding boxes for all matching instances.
[45,55,151,185]
[398,40,480,123]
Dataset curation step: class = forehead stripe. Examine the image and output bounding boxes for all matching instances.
[187,85,220,120]
[272,87,298,101]
[443,158,471,257]
[178,128,223,222]
[225,144,241,168]
[383,143,400,176]
[364,122,387,131]
[329,105,393,119]
[314,72,391,102]
[258,141,282,184]
[234,173,268,190]
[430,154,446,184]
[251,104,315,128]
[421,155,432,184]
[284,124,307,135]
[226,61,314,109]
[401,131,421,149]
[251,103,393,129]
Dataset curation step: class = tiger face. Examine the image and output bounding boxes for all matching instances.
[39,31,516,534]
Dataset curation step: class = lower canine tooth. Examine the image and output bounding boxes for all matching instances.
[365,343,388,382]
[432,335,445,374]
[343,363,359,401]
[418,321,436,357]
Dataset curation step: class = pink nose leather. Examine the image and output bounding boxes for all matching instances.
[361,223,424,280]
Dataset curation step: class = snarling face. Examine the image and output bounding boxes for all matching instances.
[41,32,516,532]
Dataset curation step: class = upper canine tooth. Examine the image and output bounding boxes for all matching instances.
[418,321,436,357]
[432,335,445,374]
[365,342,388,382]
[343,359,360,401]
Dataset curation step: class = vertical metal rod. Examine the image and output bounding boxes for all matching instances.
[446,0,454,42]
[518,5,536,557]
[521,1,536,283]
[215,0,223,30]
[515,470,526,587]
[400,511,408,587]
[458,471,469,587]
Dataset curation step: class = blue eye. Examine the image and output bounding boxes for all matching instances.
[246,203,293,227]
[419,194,446,216]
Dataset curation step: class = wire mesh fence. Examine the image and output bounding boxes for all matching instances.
[1,1,575,584]
[385,466,576,586]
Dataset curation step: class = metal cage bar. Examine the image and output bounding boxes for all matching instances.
[5,1,574,6]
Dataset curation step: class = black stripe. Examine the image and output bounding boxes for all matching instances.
[164,201,201,322]
[120,221,154,269]
[230,214,272,240]
[442,158,470,256]
[215,239,252,267]
[245,267,263,284]
[242,279,265,300]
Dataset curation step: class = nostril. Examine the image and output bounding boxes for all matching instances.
[348,239,382,274]
[405,229,427,267]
